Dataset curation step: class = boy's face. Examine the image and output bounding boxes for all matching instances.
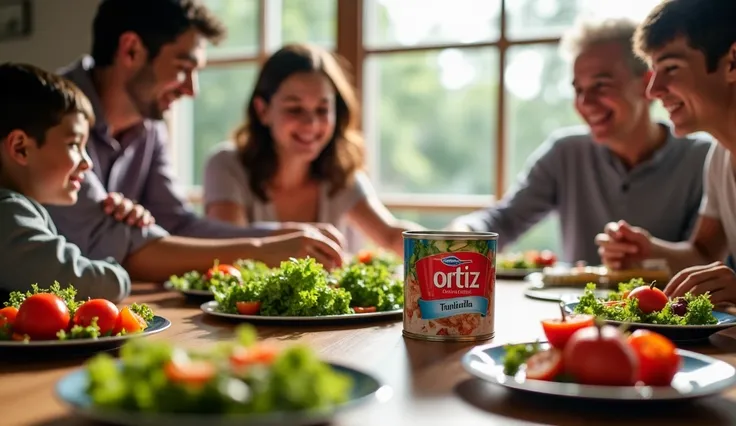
[23,112,92,205]
[646,37,732,136]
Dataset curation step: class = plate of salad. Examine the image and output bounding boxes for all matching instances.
[564,279,736,343]
[462,312,736,401]
[166,260,273,298]
[55,325,390,426]
[202,257,403,323]
[496,250,558,278]
[0,283,170,348]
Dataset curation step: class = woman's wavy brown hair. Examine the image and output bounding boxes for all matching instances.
[233,43,365,201]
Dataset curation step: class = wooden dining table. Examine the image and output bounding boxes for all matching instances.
[4,279,736,426]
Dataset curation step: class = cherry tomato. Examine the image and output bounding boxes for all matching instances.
[357,250,374,264]
[74,299,120,335]
[563,324,639,386]
[627,283,668,314]
[525,348,564,381]
[541,314,595,349]
[353,306,378,314]
[205,264,242,281]
[533,250,557,267]
[236,301,261,315]
[14,294,70,340]
[627,329,681,386]
[164,360,216,385]
[113,306,147,335]
[230,345,278,368]
[0,306,18,327]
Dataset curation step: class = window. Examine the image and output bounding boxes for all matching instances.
[174,0,666,255]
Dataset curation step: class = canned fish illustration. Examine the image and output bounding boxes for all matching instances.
[402,231,498,342]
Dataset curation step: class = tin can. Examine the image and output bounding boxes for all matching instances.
[402,231,498,342]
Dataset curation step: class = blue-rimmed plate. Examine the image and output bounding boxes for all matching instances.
[200,301,402,323]
[55,363,391,426]
[0,316,171,348]
[564,302,736,343]
[462,341,736,401]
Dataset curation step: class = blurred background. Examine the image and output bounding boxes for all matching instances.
[0,0,670,253]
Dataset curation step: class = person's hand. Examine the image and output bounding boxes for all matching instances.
[259,230,346,270]
[273,222,347,249]
[594,220,652,269]
[664,261,736,304]
[102,192,155,227]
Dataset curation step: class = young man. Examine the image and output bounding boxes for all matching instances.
[45,0,344,280]
[0,63,130,303]
[448,17,712,265]
[595,0,736,304]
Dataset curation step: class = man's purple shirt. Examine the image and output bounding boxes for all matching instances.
[44,56,272,263]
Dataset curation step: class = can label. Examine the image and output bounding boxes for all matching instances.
[404,237,496,339]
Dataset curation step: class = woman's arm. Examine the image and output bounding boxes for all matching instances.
[345,194,423,255]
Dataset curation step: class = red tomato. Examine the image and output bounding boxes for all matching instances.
[74,299,120,335]
[525,348,564,381]
[14,294,70,340]
[236,301,261,315]
[230,345,278,368]
[627,329,681,386]
[627,283,668,314]
[541,314,595,349]
[534,250,557,267]
[353,306,378,314]
[113,306,147,335]
[164,360,216,385]
[0,306,18,327]
[563,324,639,386]
[357,250,374,264]
[205,264,242,281]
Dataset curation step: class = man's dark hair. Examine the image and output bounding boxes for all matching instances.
[0,63,94,146]
[91,0,226,67]
[635,0,736,72]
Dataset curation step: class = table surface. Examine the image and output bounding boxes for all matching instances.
[4,280,736,426]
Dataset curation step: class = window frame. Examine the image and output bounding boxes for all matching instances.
[172,0,566,214]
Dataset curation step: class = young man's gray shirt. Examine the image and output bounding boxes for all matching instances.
[0,189,131,303]
[454,125,713,264]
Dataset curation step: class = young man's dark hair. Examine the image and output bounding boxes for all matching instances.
[0,63,94,145]
[91,0,227,67]
[634,0,736,72]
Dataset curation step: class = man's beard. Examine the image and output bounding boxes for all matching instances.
[125,64,164,120]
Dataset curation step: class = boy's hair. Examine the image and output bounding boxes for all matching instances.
[560,17,648,76]
[635,0,736,72]
[92,0,227,67]
[0,63,95,146]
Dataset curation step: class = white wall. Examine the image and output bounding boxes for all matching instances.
[0,0,99,71]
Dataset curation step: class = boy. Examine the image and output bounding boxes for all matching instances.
[0,63,131,303]
[595,0,736,304]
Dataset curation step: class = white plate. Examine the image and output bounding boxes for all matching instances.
[163,280,213,297]
[200,301,402,322]
[462,341,736,401]
[0,316,171,348]
[496,268,541,279]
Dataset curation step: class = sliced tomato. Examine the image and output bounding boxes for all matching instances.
[164,360,216,385]
[357,250,374,264]
[525,348,564,381]
[230,345,278,368]
[353,306,377,314]
[113,306,147,335]
[0,306,18,327]
[604,300,626,308]
[540,314,594,349]
[236,301,261,315]
[205,264,242,281]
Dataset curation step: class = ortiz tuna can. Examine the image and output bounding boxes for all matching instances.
[402,231,498,342]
